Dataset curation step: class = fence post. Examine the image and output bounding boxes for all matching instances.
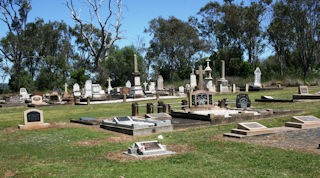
[132,102,138,116]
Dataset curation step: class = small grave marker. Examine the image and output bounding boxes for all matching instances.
[125,140,175,157]
[292,116,320,123]
[299,86,309,94]
[18,109,50,130]
[237,122,267,131]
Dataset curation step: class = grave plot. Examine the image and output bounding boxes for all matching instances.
[285,115,320,129]
[70,117,101,125]
[223,122,297,138]
[255,96,294,103]
[124,140,175,158]
[18,109,50,130]
[100,116,173,136]
[292,86,320,100]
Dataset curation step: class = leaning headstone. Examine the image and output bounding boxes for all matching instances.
[253,67,262,88]
[73,83,81,97]
[18,109,50,130]
[84,80,92,98]
[236,94,251,108]
[125,80,132,88]
[157,75,164,90]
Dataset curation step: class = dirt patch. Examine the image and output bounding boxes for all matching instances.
[4,170,15,177]
[105,144,195,162]
[213,128,320,155]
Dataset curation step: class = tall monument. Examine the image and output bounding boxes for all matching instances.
[130,54,144,97]
[204,58,214,92]
[217,60,229,93]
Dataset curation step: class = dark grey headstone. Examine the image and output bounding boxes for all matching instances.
[236,94,251,108]
[27,111,41,122]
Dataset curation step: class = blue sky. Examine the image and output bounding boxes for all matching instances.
[0,0,271,83]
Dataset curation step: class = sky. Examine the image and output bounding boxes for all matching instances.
[0,0,271,83]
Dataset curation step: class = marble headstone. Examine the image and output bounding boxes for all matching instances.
[253,67,262,88]
[84,80,92,98]
[157,75,164,90]
[73,83,81,97]
[125,80,132,88]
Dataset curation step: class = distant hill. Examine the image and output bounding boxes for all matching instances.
[0,83,9,89]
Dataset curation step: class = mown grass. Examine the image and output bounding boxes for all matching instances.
[0,87,320,177]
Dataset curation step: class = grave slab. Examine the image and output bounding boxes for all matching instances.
[285,115,320,129]
[124,140,175,158]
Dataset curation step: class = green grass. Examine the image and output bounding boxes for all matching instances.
[1,87,320,177]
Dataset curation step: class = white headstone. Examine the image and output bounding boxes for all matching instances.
[245,84,249,92]
[190,69,197,89]
[253,67,261,88]
[232,84,236,93]
[64,83,68,93]
[20,88,30,99]
[107,77,112,94]
[178,86,184,95]
[84,80,92,98]
[143,81,148,90]
[73,83,81,97]
[157,75,164,90]
[125,80,132,88]
[149,82,156,94]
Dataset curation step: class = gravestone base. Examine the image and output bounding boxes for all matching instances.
[18,123,50,130]
[285,115,320,129]
[217,79,229,93]
[130,86,145,98]
[292,94,320,100]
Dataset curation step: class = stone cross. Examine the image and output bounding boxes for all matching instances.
[134,54,138,73]
[196,65,205,90]
[64,83,68,93]
[221,60,225,79]
[143,81,148,90]
[107,77,112,87]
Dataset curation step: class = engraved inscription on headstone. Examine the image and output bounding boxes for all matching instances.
[27,111,41,122]
[141,142,161,151]
[236,94,251,108]
[238,122,267,131]
[197,93,208,105]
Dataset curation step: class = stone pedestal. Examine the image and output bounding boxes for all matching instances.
[130,76,145,98]
[217,79,229,93]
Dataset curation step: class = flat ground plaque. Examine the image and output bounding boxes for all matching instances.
[238,122,267,131]
[125,140,175,157]
[292,116,320,123]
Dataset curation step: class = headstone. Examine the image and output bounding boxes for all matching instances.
[84,80,92,98]
[31,95,44,105]
[292,116,320,123]
[237,122,267,131]
[190,69,197,89]
[189,90,214,108]
[73,83,81,97]
[245,84,249,92]
[298,86,309,94]
[64,83,68,94]
[18,109,50,130]
[253,67,262,88]
[236,94,251,108]
[196,65,205,90]
[92,84,105,98]
[178,86,184,96]
[232,84,236,93]
[157,75,164,90]
[149,82,156,94]
[20,88,30,100]
[185,84,191,92]
[107,77,113,94]
[125,80,132,88]
[143,81,148,91]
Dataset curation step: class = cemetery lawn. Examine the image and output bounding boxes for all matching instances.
[1,87,320,177]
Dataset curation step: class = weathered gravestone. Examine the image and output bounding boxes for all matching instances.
[125,140,175,157]
[149,82,156,94]
[190,69,197,89]
[20,88,30,100]
[253,67,262,88]
[236,94,251,108]
[84,80,93,98]
[73,83,81,97]
[178,86,184,96]
[18,109,50,130]
[107,77,113,94]
[157,75,164,90]
[125,80,132,88]
[237,122,267,131]
[31,95,46,105]
[298,86,309,94]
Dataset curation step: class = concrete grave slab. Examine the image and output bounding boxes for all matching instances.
[285,115,320,129]
[70,117,101,125]
[237,122,267,131]
[124,140,175,158]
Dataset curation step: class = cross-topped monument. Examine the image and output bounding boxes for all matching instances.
[196,65,205,90]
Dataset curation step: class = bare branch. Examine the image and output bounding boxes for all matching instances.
[0,47,13,62]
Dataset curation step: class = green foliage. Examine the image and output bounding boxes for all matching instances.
[104,46,144,87]
[145,16,205,81]
[70,68,89,87]
[8,68,34,91]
